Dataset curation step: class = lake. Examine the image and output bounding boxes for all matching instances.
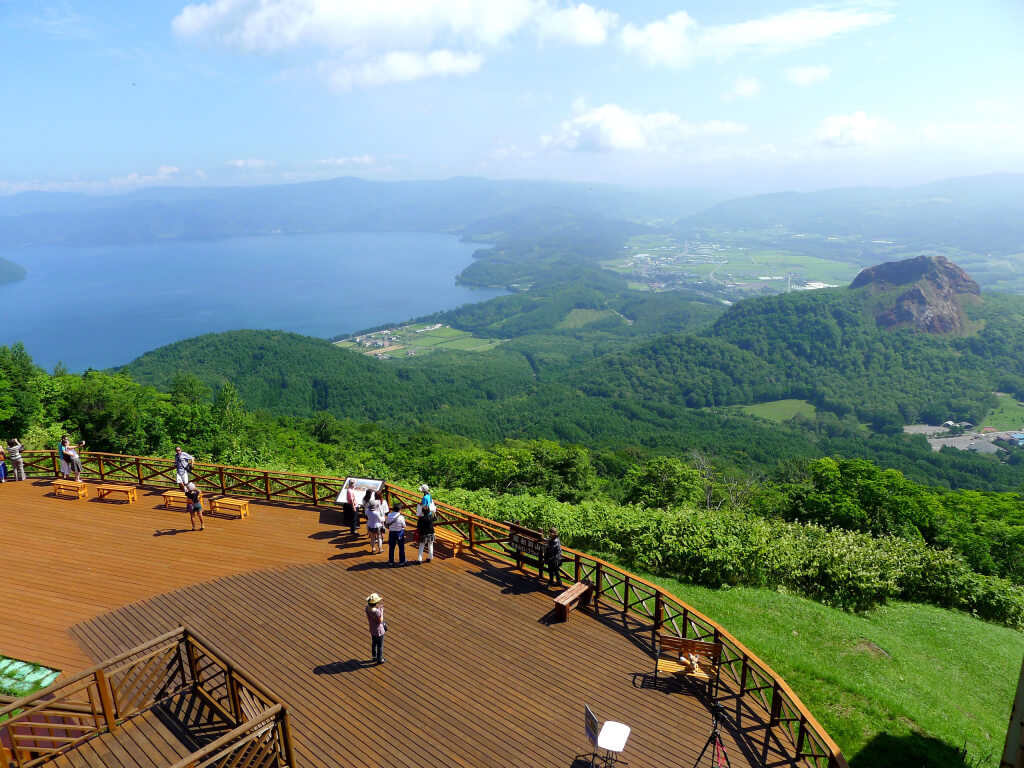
[0,231,503,372]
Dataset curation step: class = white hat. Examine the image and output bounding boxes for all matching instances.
[419,484,429,493]
[366,593,383,605]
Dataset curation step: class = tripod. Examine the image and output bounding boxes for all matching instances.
[692,702,732,768]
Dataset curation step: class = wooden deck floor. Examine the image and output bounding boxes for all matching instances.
[2,479,768,768]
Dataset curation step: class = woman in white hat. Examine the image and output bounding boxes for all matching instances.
[365,593,386,664]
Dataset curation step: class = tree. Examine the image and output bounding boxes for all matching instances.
[622,456,703,509]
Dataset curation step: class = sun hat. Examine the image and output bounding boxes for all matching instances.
[419,484,429,493]
[366,593,383,605]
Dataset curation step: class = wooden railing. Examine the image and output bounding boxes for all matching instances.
[21,450,844,768]
[0,627,295,768]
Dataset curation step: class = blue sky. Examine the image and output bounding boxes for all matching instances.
[2,0,1023,194]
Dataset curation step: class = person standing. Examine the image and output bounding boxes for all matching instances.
[174,446,194,490]
[7,439,25,482]
[418,484,434,516]
[386,503,407,566]
[62,436,85,483]
[185,482,204,531]
[58,436,70,479]
[417,500,435,564]
[0,443,7,483]
[544,527,564,586]
[364,490,385,554]
[342,479,358,536]
[365,593,386,664]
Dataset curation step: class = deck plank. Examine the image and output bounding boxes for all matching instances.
[2,479,780,768]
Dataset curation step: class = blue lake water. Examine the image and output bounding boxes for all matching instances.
[0,231,502,372]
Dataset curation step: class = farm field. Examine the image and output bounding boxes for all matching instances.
[336,323,503,357]
[740,399,818,422]
[981,393,1024,432]
[654,578,1022,768]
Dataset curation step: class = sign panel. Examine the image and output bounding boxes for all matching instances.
[508,522,545,557]
[335,477,384,504]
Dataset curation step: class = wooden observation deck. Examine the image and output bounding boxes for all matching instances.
[0,453,847,768]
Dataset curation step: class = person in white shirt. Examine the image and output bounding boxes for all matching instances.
[385,502,407,566]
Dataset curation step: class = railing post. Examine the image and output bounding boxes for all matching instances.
[311,476,318,506]
[682,608,689,638]
[280,707,297,768]
[98,456,106,481]
[653,592,664,645]
[226,669,242,726]
[264,472,271,501]
[575,553,581,584]
[219,467,226,494]
[467,517,475,550]
[95,669,117,731]
[762,681,783,764]
[185,634,200,685]
[594,563,603,610]
[621,575,629,618]
[51,449,59,477]
[135,457,143,484]
[795,717,807,759]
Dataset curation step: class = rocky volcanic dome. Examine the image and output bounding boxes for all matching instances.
[850,255,980,334]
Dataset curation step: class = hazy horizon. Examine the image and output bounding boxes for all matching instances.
[3,0,1023,197]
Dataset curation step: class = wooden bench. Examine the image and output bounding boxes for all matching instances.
[52,480,87,499]
[554,581,593,622]
[655,635,722,697]
[210,497,250,519]
[163,490,189,509]
[96,484,137,503]
[432,526,464,557]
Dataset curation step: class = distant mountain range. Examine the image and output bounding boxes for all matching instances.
[679,173,1024,255]
[0,177,725,249]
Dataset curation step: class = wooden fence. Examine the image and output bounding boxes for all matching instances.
[0,627,295,768]
[22,450,845,768]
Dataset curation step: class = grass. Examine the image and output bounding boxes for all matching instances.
[981,394,1024,432]
[0,656,60,699]
[556,308,619,329]
[739,399,817,422]
[647,579,1022,768]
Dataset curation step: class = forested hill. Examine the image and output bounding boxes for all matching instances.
[572,273,1024,430]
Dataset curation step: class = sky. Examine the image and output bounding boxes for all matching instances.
[2,0,1024,195]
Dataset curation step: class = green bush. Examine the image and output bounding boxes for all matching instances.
[441,487,1024,627]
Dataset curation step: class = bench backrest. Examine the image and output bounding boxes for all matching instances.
[658,635,722,665]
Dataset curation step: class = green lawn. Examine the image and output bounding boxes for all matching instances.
[651,579,1022,768]
[556,308,619,329]
[982,395,1024,432]
[740,399,817,422]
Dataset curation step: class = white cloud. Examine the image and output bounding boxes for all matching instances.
[621,5,890,68]
[318,155,376,167]
[0,166,184,195]
[534,3,618,45]
[228,158,276,169]
[173,0,615,88]
[722,76,760,101]
[543,100,747,152]
[816,111,883,147]
[786,65,831,85]
[318,50,483,91]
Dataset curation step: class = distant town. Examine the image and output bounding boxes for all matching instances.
[607,234,853,300]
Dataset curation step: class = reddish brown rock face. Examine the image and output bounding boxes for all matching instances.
[850,255,979,334]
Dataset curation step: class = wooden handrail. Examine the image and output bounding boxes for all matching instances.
[21,450,846,768]
[0,625,293,768]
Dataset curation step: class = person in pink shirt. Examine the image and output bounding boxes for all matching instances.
[365,593,386,664]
